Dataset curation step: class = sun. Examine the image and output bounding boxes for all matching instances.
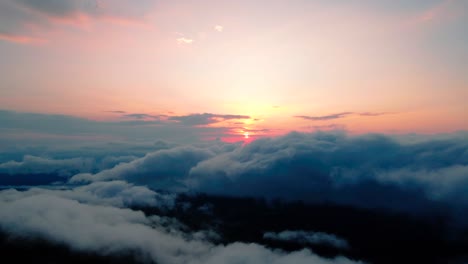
[244,132,249,139]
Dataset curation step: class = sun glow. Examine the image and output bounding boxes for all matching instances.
[244,132,249,139]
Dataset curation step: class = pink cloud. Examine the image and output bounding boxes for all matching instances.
[411,0,462,25]
[0,33,46,45]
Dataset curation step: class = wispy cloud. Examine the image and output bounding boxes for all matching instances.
[106,110,127,114]
[295,112,393,121]
[407,0,465,27]
[295,112,353,121]
[169,113,250,126]
[123,113,164,120]
[0,33,46,45]
[177,37,193,44]
[358,112,391,116]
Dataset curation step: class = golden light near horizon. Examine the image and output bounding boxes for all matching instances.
[244,132,249,139]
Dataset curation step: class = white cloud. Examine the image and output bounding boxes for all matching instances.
[177,37,194,44]
[0,180,168,208]
[0,187,362,264]
[70,146,215,190]
[214,25,223,32]
[0,155,93,177]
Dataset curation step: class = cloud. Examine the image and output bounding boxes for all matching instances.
[74,180,171,208]
[15,0,99,18]
[0,180,166,208]
[304,124,346,131]
[70,146,218,190]
[186,131,468,213]
[177,37,194,44]
[0,0,155,44]
[0,153,150,184]
[97,155,139,170]
[169,113,251,126]
[0,185,362,264]
[214,25,223,32]
[2,130,468,263]
[123,113,164,120]
[0,155,93,177]
[264,230,349,249]
[106,110,127,114]
[0,33,46,44]
[410,0,466,25]
[15,0,154,20]
[0,110,247,145]
[357,112,391,116]
[63,130,468,218]
[295,112,353,121]
[295,112,394,121]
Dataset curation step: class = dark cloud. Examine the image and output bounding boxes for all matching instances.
[17,0,98,17]
[264,230,349,249]
[0,0,155,44]
[70,145,223,190]
[188,132,468,213]
[1,130,468,263]
[0,110,241,145]
[295,112,393,121]
[0,180,167,208]
[16,0,155,19]
[295,112,353,121]
[0,155,93,177]
[64,130,468,217]
[0,154,142,185]
[123,113,165,120]
[0,1,41,35]
[243,128,271,133]
[169,113,251,126]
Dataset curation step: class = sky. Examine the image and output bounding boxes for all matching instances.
[0,0,467,143]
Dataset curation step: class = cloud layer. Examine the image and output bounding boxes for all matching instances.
[0,183,361,264]
[1,130,467,263]
[64,131,468,216]
[0,110,252,146]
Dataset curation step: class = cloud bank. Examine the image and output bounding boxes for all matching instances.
[0,110,252,146]
[0,184,361,264]
[1,130,467,263]
[0,155,93,177]
[65,131,468,216]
